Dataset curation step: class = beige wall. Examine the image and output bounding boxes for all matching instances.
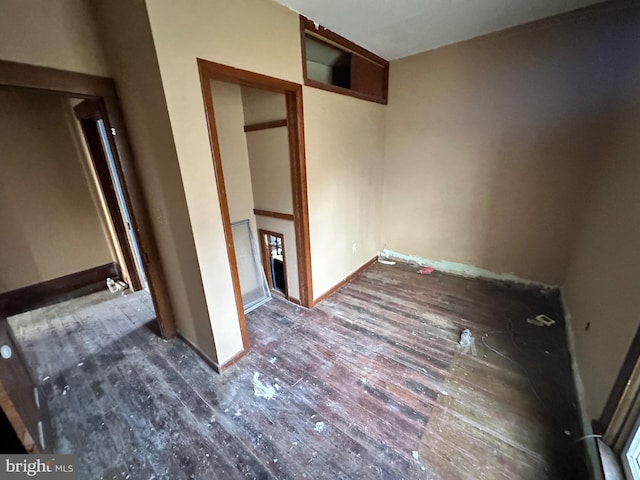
[245,129,292,214]
[0,90,113,292]
[141,0,305,363]
[304,87,386,298]
[241,86,287,124]
[210,80,263,301]
[382,1,640,422]
[382,11,620,285]
[0,0,109,76]
[92,0,218,361]
[563,5,640,420]
[240,87,299,300]
[143,0,386,361]
[211,81,257,230]
[242,88,293,216]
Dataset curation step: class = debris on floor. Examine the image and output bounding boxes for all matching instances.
[106,278,128,294]
[459,328,477,355]
[417,267,435,275]
[527,314,556,327]
[252,372,276,400]
[378,259,396,265]
[313,421,325,433]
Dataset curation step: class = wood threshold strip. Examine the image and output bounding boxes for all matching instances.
[313,257,377,306]
[253,209,295,222]
[244,119,287,132]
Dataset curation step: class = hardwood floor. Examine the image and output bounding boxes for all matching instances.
[7,262,588,479]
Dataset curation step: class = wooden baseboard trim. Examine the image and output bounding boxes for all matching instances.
[313,257,377,306]
[0,263,121,317]
[218,348,248,371]
[177,332,247,374]
[177,332,222,373]
[287,297,302,306]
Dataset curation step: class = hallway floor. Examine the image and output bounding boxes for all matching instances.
[8,262,588,479]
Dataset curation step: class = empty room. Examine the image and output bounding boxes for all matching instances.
[1,0,639,479]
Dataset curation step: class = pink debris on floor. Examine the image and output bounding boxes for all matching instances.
[417,267,435,275]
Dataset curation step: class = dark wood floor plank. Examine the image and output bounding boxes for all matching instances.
[7,262,588,479]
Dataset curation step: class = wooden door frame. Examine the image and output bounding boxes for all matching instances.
[197,59,313,351]
[259,229,289,299]
[74,99,142,291]
[0,60,176,338]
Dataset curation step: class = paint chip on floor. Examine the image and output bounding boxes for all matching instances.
[412,451,420,462]
[253,372,276,400]
[314,421,325,433]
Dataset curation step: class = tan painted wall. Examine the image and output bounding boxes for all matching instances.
[143,0,386,360]
[210,80,263,300]
[304,87,386,298]
[211,81,257,229]
[240,87,299,300]
[141,0,306,363]
[563,5,640,420]
[92,0,218,362]
[245,129,293,214]
[0,90,113,292]
[382,12,620,285]
[241,87,287,124]
[0,0,109,76]
[241,87,293,215]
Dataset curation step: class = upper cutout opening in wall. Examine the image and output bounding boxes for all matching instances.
[301,17,389,104]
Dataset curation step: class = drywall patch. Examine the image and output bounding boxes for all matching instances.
[253,372,276,400]
[380,249,557,289]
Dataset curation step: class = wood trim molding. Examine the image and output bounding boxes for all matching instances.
[258,229,290,299]
[197,58,314,317]
[595,323,640,437]
[178,332,247,374]
[286,89,313,307]
[300,16,389,104]
[313,257,377,306]
[244,119,287,132]
[253,209,295,221]
[303,78,388,105]
[0,263,120,317]
[0,60,113,97]
[0,379,37,453]
[301,17,387,67]
[0,60,177,339]
[218,348,248,372]
[198,61,251,355]
[287,297,302,307]
[74,101,141,291]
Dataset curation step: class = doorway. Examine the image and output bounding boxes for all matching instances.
[0,59,175,337]
[198,59,313,351]
[259,230,288,298]
[74,99,148,291]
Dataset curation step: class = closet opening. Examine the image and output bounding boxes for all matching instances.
[259,230,288,298]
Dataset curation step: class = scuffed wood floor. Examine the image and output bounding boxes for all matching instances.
[8,262,588,479]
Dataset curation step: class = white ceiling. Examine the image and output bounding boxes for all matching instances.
[274,0,605,60]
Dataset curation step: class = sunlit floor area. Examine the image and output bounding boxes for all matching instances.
[8,262,588,479]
